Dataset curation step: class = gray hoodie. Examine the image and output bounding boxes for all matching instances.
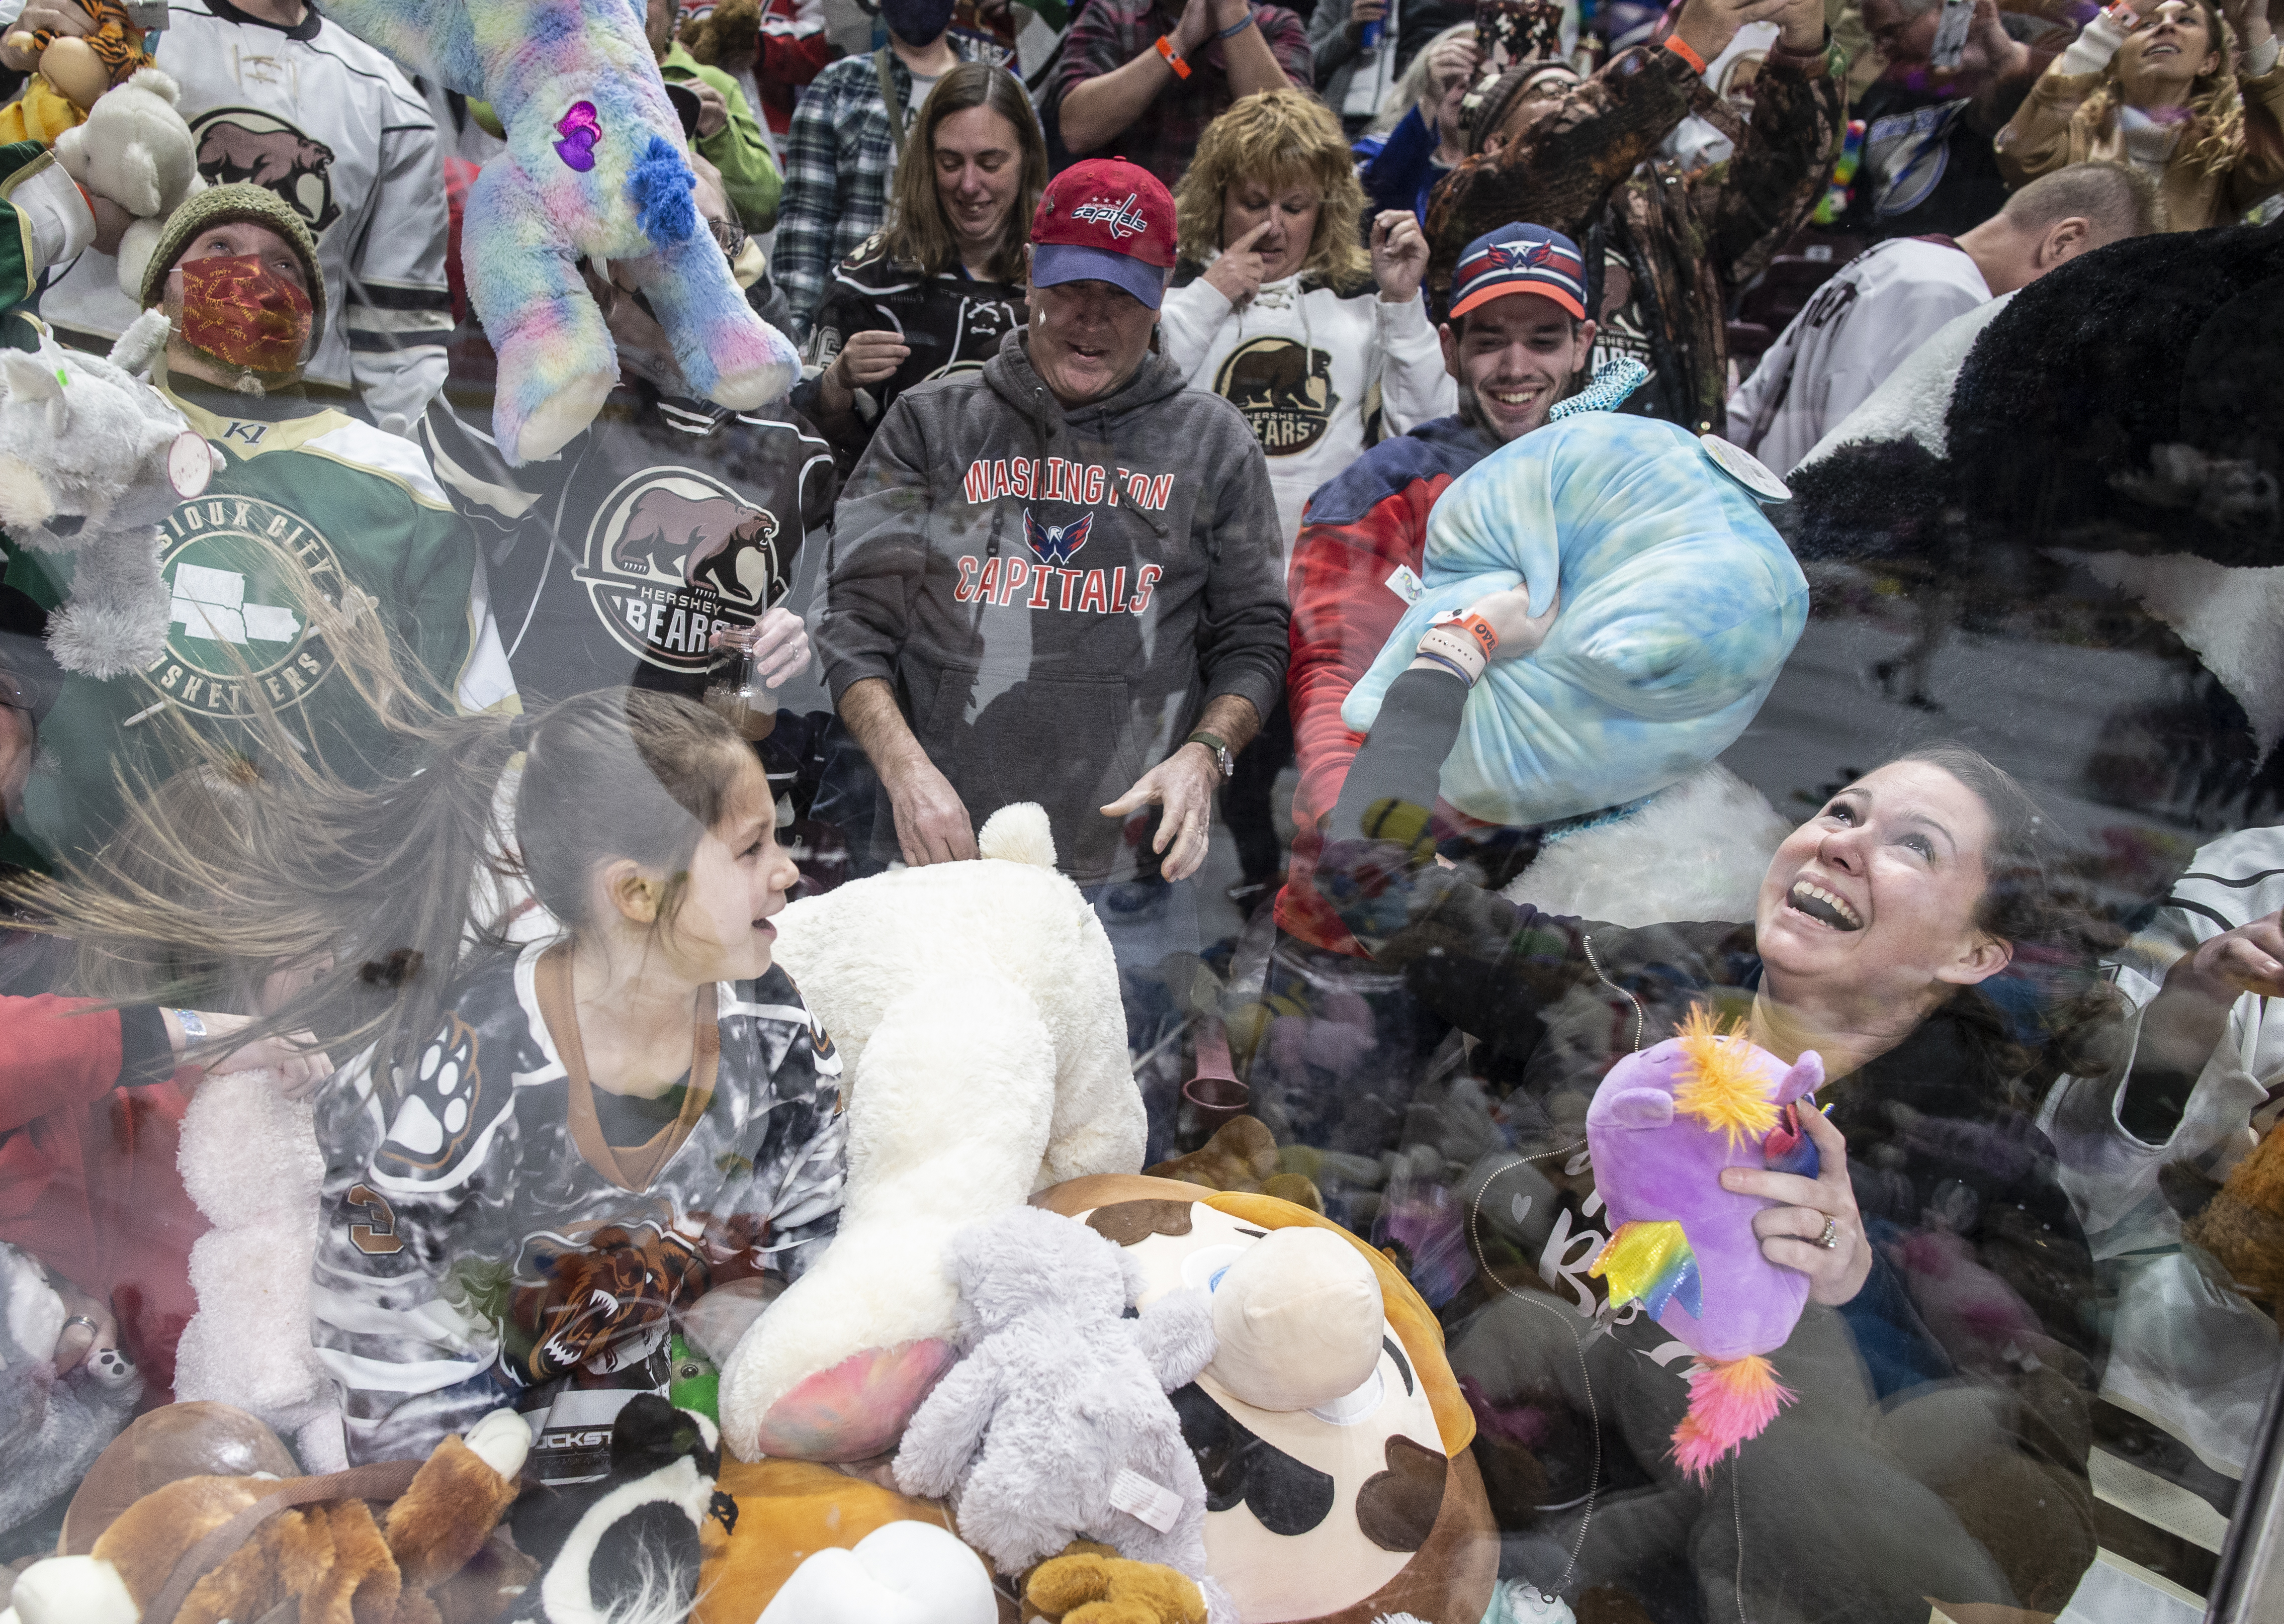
[821,328,1290,885]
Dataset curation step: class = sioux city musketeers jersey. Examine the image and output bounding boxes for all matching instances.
[32,0,452,429]
[2,371,517,865]
[419,378,836,706]
[310,939,847,1466]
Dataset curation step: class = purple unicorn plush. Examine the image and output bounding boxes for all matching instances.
[1587,1006,1826,1481]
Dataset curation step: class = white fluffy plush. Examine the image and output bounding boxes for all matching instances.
[1502,762,1792,927]
[51,69,206,301]
[770,801,1144,1191]
[0,313,220,678]
[893,1207,1216,1576]
[755,1521,998,1624]
[169,1068,346,1469]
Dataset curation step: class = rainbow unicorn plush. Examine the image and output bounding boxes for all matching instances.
[1587,1007,1826,1482]
[317,0,796,463]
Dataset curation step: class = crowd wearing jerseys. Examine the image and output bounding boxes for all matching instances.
[2,0,2284,1614]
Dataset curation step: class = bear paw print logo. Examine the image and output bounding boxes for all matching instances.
[555,102,601,172]
[380,1015,485,1177]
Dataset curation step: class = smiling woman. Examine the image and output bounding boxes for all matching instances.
[1312,581,2129,1617]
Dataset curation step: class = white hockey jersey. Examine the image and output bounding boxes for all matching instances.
[1725,236,1991,477]
[1159,267,1456,567]
[35,0,451,431]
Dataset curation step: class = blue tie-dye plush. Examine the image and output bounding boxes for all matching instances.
[1341,415,1807,828]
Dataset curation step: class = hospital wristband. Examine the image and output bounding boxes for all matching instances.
[1415,625,1489,682]
[1156,34,1192,76]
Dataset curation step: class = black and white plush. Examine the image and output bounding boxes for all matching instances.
[0,1242,143,1543]
[502,1395,736,1624]
[1786,216,2284,830]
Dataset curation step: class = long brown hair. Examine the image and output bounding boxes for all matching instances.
[2086,0,2246,179]
[15,688,755,1102]
[881,63,1047,282]
[1174,88,1371,286]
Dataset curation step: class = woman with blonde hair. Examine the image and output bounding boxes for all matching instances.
[793,62,1048,465]
[1162,86,1456,558]
[1996,0,2284,230]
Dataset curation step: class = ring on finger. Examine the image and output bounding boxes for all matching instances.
[62,1314,101,1336]
[1814,1216,1839,1250]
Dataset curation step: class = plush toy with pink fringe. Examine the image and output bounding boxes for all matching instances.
[1586,1007,1826,1482]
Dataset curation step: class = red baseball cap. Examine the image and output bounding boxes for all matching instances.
[1030,158,1177,310]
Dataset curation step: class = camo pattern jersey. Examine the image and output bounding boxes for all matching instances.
[310,938,847,1465]
[421,381,837,705]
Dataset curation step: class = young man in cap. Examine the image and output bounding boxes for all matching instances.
[1277,220,1594,958]
[818,157,1287,911]
[1,184,515,867]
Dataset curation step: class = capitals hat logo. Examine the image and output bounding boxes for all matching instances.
[1450,223,1588,320]
[1032,158,1177,309]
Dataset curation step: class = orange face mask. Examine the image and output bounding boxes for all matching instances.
[177,253,314,375]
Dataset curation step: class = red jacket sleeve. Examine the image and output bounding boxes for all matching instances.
[756,29,838,91]
[0,995,127,1133]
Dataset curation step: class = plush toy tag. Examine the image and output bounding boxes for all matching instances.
[1385,563,1425,605]
[1109,1468,1184,1533]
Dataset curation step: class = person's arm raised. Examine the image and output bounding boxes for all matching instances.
[1059,0,1217,154]
[1210,0,1303,97]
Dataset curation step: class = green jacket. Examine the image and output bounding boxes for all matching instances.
[0,139,85,350]
[661,42,781,234]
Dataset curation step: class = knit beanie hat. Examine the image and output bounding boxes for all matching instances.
[138,183,326,337]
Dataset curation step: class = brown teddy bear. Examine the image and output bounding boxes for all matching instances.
[4,1408,533,1624]
[2175,1121,2284,1315]
[1024,1541,1206,1624]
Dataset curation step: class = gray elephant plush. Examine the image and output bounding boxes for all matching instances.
[0,1242,144,1542]
[893,1206,1215,1576]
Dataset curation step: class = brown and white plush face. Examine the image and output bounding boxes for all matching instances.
[1045,1182,1491,1624]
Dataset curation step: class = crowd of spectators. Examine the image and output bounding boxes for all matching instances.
[3,0,2284,1615]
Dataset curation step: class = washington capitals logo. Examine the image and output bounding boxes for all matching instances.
[1023,508,1094,567]
[1491,239,1554,270]
[1070,192,1151,240]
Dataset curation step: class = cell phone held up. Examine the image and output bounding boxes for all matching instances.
[1929,0,1974,70]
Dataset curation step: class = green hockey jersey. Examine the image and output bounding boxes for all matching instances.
[5,366,518,865]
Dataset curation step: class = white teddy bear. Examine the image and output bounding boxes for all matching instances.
[51,68,207,301]
[0,310,221,677]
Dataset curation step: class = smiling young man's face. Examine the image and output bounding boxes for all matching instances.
[1439,293,1596,442]
[1753,759,2013,1002]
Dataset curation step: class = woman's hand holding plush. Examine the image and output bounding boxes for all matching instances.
[1721,1104,1872,1306]
[1470,582,1560,660]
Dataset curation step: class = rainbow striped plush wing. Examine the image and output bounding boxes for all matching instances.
[1590,1220,1703,1321]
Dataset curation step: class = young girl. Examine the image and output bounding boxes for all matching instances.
[52,689,846,1469]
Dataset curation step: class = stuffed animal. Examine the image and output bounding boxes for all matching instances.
[0,309,223,678]
[893,1205,1217,1578]
[0,0,155,136]
[311,0,799,463]
[1341,413,1808,830]
[752,1519,997,1624]
[169,1068,341,1470]
[1,1406,531,1624]
[1027,1541,1207,1624]
[49,68,207,302]
[502,1394,735,1624]
[0,1243,144,1542]
[693,1458,974,1624]
[1036,1175,1498,1624]
[1585,1006,1826,1481]
[719,803,1146,1464]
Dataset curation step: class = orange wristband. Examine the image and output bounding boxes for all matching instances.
[1663,32,1707,74]
[1155,33,1191,77]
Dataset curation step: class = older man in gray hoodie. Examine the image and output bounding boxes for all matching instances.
[819,158,1290,893]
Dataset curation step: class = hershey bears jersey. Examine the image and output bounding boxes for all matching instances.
[34,0,451,429]
[310,939,847,1465]
[420,379,837,706]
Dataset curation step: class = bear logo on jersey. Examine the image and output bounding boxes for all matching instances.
[578,468,785,674]
[192,106,342,234]
[1215,337,1337,455]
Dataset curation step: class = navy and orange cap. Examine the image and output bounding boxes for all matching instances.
[1030,158,1178,310]
[1448,223,1587,321]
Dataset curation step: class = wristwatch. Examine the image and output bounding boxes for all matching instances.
[1186,731,1236,780]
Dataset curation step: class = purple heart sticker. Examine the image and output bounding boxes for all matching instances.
[554,101,600,172]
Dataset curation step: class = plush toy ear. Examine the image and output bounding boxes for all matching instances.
[1774,1051,1824,1105]
[0,347,62,406]
[1603,1087,1676,1129]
